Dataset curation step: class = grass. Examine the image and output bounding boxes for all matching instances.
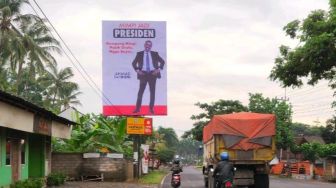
[139,170,168,184]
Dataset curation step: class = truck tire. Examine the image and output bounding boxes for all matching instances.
[254,174,269,188]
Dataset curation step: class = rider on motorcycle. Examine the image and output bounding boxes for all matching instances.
[171,158,183,174]
[213,152,234,187]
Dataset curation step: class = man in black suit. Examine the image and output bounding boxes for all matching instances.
[132,40,165,114]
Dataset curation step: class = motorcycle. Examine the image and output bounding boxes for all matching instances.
[211,167,235,188]
[214,175,234,188]
[171,173,181,188]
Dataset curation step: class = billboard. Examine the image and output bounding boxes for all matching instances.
[102,21,167,116]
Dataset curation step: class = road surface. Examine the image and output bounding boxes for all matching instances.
[161,166,335,188]
[161,166,204,188]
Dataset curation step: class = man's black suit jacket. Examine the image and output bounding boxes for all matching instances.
[132,51,165,79]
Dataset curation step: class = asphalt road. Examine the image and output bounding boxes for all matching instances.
[161,166,336,188]
[161,166,204,188]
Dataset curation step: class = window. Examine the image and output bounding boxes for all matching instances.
[6,139,10,165]
[21,139,25,165]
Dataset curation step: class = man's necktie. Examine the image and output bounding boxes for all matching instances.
[146,52,150,72]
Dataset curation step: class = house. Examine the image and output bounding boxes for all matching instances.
[272,135,326,178]
[0,90,76,186]
[324,155,336,181]
[278,135,325,162]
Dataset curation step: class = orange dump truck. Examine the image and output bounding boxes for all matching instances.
[202,112,276,188]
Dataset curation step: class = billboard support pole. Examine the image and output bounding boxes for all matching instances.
[133,135,137,179]
[138,134,141,178]
[127,116,152,178]
[133,134,141,179]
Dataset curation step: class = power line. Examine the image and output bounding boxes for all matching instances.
[29,0,123,115]
[28,1,104,102]
[27,2,113,108]
[286,82,330,96]
[30,0,107,101]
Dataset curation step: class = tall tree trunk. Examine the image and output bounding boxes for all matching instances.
[15,61,24,95]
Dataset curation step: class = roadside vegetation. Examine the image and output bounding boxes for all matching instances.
[138,170,168,184]
[0,0,81,113]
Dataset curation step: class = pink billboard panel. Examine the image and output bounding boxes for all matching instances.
[102,21,167,116]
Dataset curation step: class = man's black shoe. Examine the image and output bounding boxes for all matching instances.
[149,109,154,114]
[133,109,140,113]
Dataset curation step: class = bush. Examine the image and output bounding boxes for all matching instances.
[47,172,66,186]
[10,178,44,188]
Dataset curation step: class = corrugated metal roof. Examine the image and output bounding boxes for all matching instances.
[303,136,325,144]
[0,90,76,125]
[294,135,325,145]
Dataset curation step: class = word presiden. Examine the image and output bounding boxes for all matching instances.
[113,29,155,38]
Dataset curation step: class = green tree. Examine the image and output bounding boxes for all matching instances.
[0,0,79,112]
[300,142,322,163]
[0,1,60,93]
[319,143,336,157]
[0,61,10,90]
[40,64,80,112]
[183,100,248,141]
[156,146,175,164]
[58,83,81,111]
[157,126,179,148]
[176,138,202,164]
[291,122,323,136]
[0,0,35,61]
[53,114,132,157]
[269,0,336,106]
[300,142,323,177]
[321,116,336,144]
[248,93,293,151]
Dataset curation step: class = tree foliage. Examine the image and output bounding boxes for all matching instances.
[321,116,336,144]
[300,142,322,163]
[182,100,248,141]
[52,114,132,157]
[157,126,178,148]
[176,137,202,164]
[269,0,336,107]
[145,126,179,163]
[156,146,175,164]
[0,0,80,112]
[249,93,294,150]
[319,143,336,157]
[291,122,323,136]
[184,93,293,151]
[297,142,336,161]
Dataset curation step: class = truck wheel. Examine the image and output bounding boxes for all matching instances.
[254,174,269,188]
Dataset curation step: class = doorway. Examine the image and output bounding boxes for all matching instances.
[28,134,45,178]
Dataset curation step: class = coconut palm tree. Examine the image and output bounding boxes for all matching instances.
[58,82,82,111]
[0,0,60,94]
[0,0,37,65]
[21,18,60,74]
[40,64,81,112]
[0,61,9,90]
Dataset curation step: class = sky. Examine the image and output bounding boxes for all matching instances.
[25,0,335,137]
